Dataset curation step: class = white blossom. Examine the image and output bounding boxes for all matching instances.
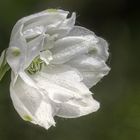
[0,9,110,129]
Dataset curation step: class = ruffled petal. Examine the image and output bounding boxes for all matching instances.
[56,95,100,118]
[22,9,69,38]
[7,9,76,74]
[51,35,98,64]
[47,12,76,38]
[68,26,109,61]
[67,54,110,88]
[25,34,46,68]
[10,75,55,129]
[91,37,109,61]
[68,26,96,36]
[30,65,92,103]
[7,24,27,73]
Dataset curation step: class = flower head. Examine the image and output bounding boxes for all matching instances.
[0,9,110,129]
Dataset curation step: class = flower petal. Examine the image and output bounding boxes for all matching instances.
[10,75,55,129]
[68,26,96,36]
[51,35,98,64]
[91,37,109,61]
[31,65,92,103]
[22,9,69,37]
[69,26,109,61]
[56,95,100,118]
[39,50,53,65]
[47,12,76,38]
[25,34,46,68]
[67,54,110,88]
[7,24,27,73]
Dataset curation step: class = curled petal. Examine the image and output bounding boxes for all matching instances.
[10,75,55,129]
[68,26,96,36]
[47,12,76,38]
[7,23,27,73]
[69,26,109,61]
[30,65,93,103]
[92,37,109,61]
[22,9,69,33]
[67,54,110,87]
[51,35,98,64]
[26,34,46,68]
[56,95,100,118]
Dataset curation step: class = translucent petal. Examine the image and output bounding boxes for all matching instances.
[25,34,45,68]
[7,24,27,73]
[39,50,53,65]
[56,95,100,118]
[69,26,109,61]
[10,75,55,129]
[67,54,110,88]
[80,71,109,88]
[68,26,96,36]
[46,12,76,38]
[31,65,92,103]
[92,37,109,61]
[22,9,69,36]
[51,35,98,64]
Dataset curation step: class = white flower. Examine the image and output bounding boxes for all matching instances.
[0,9,110,129]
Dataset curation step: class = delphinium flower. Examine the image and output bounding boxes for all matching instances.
[0,9,110,129]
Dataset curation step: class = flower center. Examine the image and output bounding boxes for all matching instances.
[26,56,46,75]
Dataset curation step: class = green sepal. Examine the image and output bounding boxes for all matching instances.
[0,50,10,81]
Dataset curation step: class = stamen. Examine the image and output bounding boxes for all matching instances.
[27,56,46,74]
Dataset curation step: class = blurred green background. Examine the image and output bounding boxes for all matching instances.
[0,0,140,140]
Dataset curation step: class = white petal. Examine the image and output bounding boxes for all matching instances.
[51,35,98,64]
[92,37,109,61]
[80,71,108,88]
[68,54,109,72]
[41,64,82,82]
[39,50,53,65]
[7,23,27,73]
[56,95,100,118]
[47,12,76,38]
[34,100,56,129]
[67,54,110,88]
[69,26,109,61]
[10,84,35,122]
[22,9,69,35]
[19,72,39,89]
[32,74,80,103]
[25,34,45,68]
[31,65,92,103]
[10,76,55,129]
[68,26,96,36]
[23,26,44,39]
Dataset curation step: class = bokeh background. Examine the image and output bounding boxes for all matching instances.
[0,0,140,140]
